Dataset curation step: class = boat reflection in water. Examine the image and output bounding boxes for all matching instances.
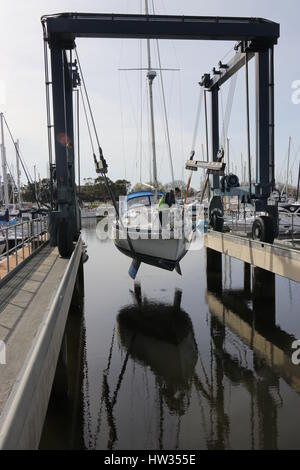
[117,284,198,416]
[99,284,199,450]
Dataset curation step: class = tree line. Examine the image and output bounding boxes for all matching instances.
[18,177,197,205]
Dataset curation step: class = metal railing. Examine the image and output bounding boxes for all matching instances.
[223,208,256,234]
[224,207,300,241]
[0,217,49,275]
[277,210,300,244]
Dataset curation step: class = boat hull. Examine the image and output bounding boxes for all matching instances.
[113,225,189,271]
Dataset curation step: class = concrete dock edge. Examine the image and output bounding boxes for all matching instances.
[0,237,82,450]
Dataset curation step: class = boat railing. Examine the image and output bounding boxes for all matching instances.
[0,216,49,275]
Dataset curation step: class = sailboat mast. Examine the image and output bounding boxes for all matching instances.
[145,0,158,197]
[15,139,21,208]
[0,113,9,211]
[296,160,300,202]
[285,136,291,200]
[34,164,37,201]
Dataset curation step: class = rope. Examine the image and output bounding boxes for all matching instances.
[118,72,127,182]
[79,86,95,154]
[158,0,185,183]
[184,172,193,205]
[184,87,204,203]
[75,48,105,161]
[76,50,139,263]
[139,40,143,183]
[3,116,33,184]
[289,142,300,176]
[6,160,18,197]
[152,0,175,188]
[121,71,140,183]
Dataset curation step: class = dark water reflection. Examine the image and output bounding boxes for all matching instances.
[40,221,300,450]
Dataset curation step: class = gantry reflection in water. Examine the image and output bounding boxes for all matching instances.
[205,251,300,449]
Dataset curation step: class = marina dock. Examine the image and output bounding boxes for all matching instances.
[0,238,82,449]
[205,231,300,283]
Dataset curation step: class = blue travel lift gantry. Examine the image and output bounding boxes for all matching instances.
[41,12,280,257]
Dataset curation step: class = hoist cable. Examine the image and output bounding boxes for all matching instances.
[79,86,95,154]
[76,49,139,267]
[221,73,237,148]
[191,87,204,153]
[75,49,103,157]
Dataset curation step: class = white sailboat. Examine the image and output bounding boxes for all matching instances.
[113,1,192,278]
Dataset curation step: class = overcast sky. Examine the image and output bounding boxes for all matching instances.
[0,0,300,188]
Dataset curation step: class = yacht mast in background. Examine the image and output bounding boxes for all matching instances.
[15,139,21,208]
[145,0,158,198]
[0,112,9,212]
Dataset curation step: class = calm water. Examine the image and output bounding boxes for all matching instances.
[40,220,300,450]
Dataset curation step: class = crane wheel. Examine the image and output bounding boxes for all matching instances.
[57,219,74,258]
[210,208,224,232]
[252,216,275,244]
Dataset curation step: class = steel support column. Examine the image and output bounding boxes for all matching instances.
[255,49,270,201]
[268,46,275,191]
[50,44,78,250]
[50,45,68,205]
[211,87,220,190]
[64,51,75,186]
[63,51,80,239]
